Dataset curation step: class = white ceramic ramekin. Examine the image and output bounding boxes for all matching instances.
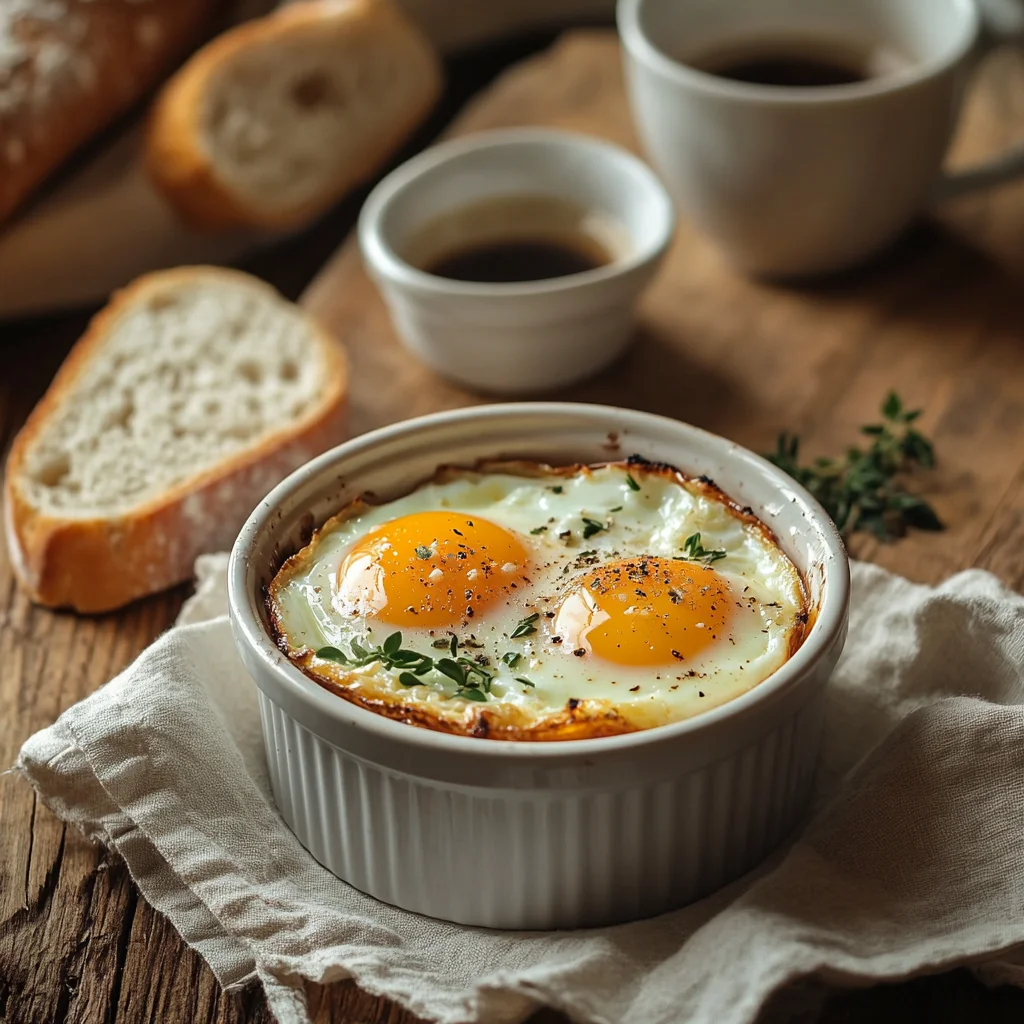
[358,129,675,394]
[228,404,850,929]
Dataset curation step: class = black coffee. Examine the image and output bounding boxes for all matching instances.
[407,195,621,284]
[425,238,608,283]
[694,39,882,87]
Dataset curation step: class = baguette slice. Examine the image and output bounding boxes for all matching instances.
[146,0,443,231]
[4,267,348,613]
[0,0,217,226]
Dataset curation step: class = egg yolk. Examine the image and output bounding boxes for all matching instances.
[335,510,530,627]
[553,557,732,666]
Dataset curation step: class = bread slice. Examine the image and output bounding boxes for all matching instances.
[0,0,217,226]
[145,0,443,231]
[3,266,348,613]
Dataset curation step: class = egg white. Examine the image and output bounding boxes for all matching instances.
[268,463,807,735]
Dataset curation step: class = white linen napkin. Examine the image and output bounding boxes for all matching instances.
[15,557,1024,1024]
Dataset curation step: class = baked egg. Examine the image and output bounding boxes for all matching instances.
[266,459,809,740]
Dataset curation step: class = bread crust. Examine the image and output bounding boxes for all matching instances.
[3,266,349,613]
[146,0,443,231]
[0,0,218,226]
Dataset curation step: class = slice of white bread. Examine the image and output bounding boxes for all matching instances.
[146,0,443,231]
[3,267,348,613]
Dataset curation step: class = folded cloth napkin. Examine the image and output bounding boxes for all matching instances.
[15,557,1024,1024]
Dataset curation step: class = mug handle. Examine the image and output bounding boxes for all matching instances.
[935,0,1024,200]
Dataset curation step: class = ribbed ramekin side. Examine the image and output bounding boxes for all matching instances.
[257,690,823,929]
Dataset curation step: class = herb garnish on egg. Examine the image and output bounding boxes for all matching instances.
[510,612,539,638]
[679,532,727,564]
[316,631,432,676]
[316,631,504,703]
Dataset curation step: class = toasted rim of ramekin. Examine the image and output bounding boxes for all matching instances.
[229,404,850,784]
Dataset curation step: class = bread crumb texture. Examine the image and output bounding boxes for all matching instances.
[203,10,431,213]
[21,276,327,517]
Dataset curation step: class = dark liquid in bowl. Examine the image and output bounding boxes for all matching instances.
[707,53,864,87]
[425,238,608,283]
[693,38,903,87]
[407,195,623,284]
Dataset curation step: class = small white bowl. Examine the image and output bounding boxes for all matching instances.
[228,404,850,930]
[358,129,675,394]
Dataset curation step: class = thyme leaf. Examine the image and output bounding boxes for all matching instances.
[765,391,942,540]
[681,533,726,564]
[315,632,494,702]
[511,613,539,639]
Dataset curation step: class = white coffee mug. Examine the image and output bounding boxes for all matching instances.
[618,0,1024,277]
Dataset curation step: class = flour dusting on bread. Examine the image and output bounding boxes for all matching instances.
[1,0,96,127]
[0,0,210,223]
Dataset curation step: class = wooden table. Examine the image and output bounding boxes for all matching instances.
[3,27,1024,1024]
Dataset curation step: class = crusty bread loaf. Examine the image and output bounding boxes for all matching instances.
[145,0,442,232]
[0,0,219,226]
[3,266,348,613]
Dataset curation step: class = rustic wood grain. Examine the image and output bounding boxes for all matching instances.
[2,26,1024,1024]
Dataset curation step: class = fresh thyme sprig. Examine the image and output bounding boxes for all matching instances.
[315,632,499,702]
[433,653,495,702]
[316,631,433,675]
[766,391,942,540]
[681,532,727,564]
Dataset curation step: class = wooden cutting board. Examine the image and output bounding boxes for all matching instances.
[303,29,1024,591]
